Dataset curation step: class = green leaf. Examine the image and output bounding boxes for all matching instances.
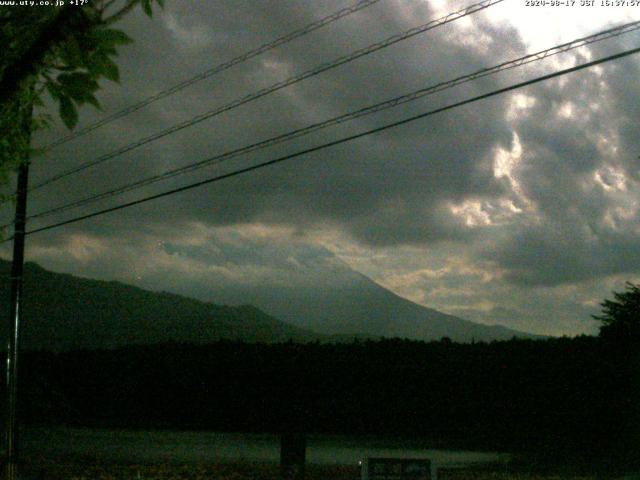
[93,28,133,47]
[59,95,78,129]
[155,0,165,7]
[98,44,118,56]
[57,72,99,103]
[142,0,153,17]
[85,93,101,110]
[45,80,62,100]
[82,6,102,24]
[102,62,120,83]
[58,36,84,68]
[85,53,120,83]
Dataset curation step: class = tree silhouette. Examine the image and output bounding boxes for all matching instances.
[593,282,640,341]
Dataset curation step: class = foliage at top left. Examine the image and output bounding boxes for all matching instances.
[0,0,163,183]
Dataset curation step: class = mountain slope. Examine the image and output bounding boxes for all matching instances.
[0,257,539,350]
[0,260,318,350]
[212,265,541,343]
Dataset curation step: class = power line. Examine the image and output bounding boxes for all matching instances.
[14,44,640,240]
[28,0,504,193]
[38,0,384,151]
[21,20,640,224]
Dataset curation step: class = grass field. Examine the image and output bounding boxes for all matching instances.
[15,456,603,480]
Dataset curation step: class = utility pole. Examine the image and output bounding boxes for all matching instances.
[4,95,32,480]
[4,162,29,480]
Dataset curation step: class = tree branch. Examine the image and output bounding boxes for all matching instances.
[102,0,120,12]
[0,5,87,107]
[103,0,139,25]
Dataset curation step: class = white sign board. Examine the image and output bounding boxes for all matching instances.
[361,457,436,480]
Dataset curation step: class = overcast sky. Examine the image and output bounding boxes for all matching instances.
[3,0,640,336]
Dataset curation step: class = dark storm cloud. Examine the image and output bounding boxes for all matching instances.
[478,35,640,286]
[22,0,524,248]
[484,222,640,286]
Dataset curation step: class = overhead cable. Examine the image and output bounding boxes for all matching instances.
[15,44,640,239]
[22,20,640,224]
[39,0,384,151]
[29,0,504,192]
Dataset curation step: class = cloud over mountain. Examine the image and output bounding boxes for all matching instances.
[3,0,639,337]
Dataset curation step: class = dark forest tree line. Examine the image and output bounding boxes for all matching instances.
[11,276,640,473]
[14,335,637,470]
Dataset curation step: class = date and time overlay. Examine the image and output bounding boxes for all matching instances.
[0,0,637,8]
